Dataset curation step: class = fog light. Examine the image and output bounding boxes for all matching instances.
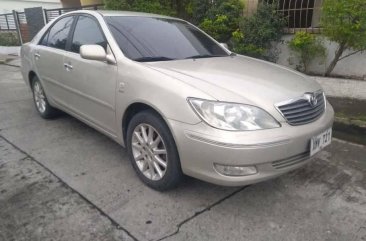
[214,164,257,176]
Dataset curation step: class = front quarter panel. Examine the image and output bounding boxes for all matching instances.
[115,60,213,145]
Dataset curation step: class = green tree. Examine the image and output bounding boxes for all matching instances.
[198,0,244,43]
[103,0,176,16]
[0,32,19,46]
[288,32,326,74]
[104,0,244,42]
[188,0,211,24]
[231,2,285,61]
[103,0,199,19]
[199,15,232,42]
[321,0,366,76]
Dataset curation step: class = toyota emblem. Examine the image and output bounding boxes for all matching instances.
[305,93,318,107]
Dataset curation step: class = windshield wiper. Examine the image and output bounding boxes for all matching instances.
[133,56,176,62]
[184,54,227,59]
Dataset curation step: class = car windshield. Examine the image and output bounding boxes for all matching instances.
[104,16,229,62]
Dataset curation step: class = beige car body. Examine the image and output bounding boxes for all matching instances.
[20,10,334,186]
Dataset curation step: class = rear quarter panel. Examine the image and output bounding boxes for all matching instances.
[20,43,35,88]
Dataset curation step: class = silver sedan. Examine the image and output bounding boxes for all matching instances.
[20,10,334,190]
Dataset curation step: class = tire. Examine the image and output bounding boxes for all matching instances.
[126,110,183,191]
[31,76,59,119]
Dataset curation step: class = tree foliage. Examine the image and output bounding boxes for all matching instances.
[231,2,285,61]
[104,0,244,43]
[288,32,326,74]
[199,0,244,42]
[104,0,176,16]
[103,0,285,61]
[199,15,232,42]
[0,32,19,46]
[321,0,366,75]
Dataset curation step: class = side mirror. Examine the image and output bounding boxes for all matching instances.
[220,43,229,50]
[80,44,107,61]
[80,45,116,64]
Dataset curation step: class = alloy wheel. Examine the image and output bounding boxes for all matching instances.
[33,81,46,113]
[131,124,168,181]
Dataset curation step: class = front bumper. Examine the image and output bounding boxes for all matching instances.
[168,104,334,186]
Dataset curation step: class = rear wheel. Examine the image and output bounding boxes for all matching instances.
[32,76,59,119]
[126,110,183,191]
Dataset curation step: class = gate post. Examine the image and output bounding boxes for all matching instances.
[43,8,48,23]
[24,7,45,41]
[12,10,23,45]
[5,14,9,29]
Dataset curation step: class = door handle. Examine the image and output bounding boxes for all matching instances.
[34,53,40,59]
[63,63,73,71]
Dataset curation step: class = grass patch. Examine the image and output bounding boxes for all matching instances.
[335,112,366,123]
[0,32,19,46]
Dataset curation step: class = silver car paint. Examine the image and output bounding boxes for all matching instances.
[20,10,334,186]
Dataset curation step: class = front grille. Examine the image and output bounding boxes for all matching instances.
[272,152,310,169]
[276,91,325,125]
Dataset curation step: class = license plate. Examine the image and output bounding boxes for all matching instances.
[310,128,332,156]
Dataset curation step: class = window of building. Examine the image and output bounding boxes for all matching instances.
[264,0,323,31]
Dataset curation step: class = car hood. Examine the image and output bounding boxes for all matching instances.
[144,55,322,118]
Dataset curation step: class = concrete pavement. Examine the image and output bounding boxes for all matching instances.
[314,76,366,100]
[0,137,134,241]
[0,64,365,241]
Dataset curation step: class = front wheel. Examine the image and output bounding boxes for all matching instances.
[126,110,183,191]
[32,76,59,119]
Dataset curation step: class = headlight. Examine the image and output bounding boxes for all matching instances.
[188,98,280,131]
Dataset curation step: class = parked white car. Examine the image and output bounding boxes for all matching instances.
[20,10,334,190]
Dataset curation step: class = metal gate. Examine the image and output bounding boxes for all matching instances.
[0,13,16,31]
[0,13,20,45]
[0,4,104,45]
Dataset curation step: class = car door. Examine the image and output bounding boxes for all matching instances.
[33,15,75,104]
[62,14,117,135]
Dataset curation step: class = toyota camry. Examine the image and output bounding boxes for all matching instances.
[20,10,334,190]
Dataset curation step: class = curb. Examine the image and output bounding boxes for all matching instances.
[0,59,10,64]
[3,63,20,68]
[0,60,20,68]
[333,117,366,146]
[335,117,366,128]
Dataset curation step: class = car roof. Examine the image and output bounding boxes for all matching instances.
[96,10,179,20]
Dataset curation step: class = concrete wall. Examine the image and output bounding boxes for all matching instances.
[60,0,102,8]
[0,0,61,13]
[80,0,102,5]
[276,35,366,79]
[243,0,258,16]
[60,0,81,8]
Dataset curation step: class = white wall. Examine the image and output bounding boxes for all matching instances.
[276,34,366,80]
[0,46,20,55]
[0,0,61,13]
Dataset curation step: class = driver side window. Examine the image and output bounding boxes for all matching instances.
[70,16,107,54]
